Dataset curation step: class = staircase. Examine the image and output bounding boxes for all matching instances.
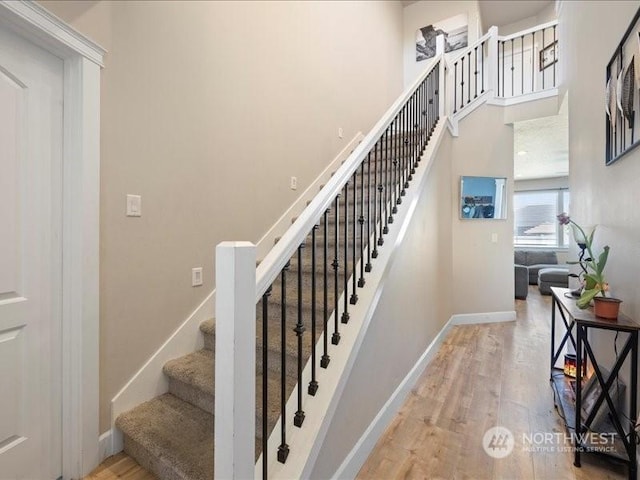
[115,135,421,480]
[113,19,560,480]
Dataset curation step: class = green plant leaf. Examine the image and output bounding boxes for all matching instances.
[577,288,600,308]
[596,245,610,275]
[587,227,596,247]
[584,274,598,290]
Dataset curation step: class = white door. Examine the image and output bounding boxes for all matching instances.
[0,23,63,480]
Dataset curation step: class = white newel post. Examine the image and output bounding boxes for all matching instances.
[435,34,446,118]
[215,241,257,480]
[488,26,499,96]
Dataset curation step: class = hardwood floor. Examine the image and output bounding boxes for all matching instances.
[84,452,155,480]
[357,286,627,480]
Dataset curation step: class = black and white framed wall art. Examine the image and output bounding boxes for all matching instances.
[416,13,468,62]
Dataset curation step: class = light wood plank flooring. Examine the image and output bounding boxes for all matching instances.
[357,286,627,480]
[84,452,155,480]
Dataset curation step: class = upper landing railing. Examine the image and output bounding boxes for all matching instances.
[448,20,559,118]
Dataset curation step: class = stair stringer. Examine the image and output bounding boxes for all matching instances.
[256,120,448,480]
[108,132,364,458]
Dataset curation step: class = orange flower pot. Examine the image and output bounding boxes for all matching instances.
[593,297,622,319]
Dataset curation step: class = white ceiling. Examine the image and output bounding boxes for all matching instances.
[514,97,568,180]
[478,1,553,28]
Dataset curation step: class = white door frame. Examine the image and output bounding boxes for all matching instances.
[0,2,104,478]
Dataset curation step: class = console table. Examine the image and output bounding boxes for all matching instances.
[550,287,639,480]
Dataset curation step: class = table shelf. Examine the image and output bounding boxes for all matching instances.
[550,287,639,479]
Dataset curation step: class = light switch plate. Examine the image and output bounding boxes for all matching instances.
[192,267,203,287]
[126,194,142,217]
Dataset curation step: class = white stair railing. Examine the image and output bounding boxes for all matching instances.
[216,37,447,480]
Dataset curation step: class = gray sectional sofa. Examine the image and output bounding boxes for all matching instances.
[514,250,568,299]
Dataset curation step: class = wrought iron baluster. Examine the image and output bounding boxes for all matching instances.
[341,180,350,323]
[531,32,535,93]
[467,51,471,104]
[277,263,290,464]
[294,246,306,427]
[474,46,478,98]
[262,286,272,479]
[521,35,524,95]
[453,62,458,114]
[460,56,465,109]
[309,225,318,393]
[553,25,557,87]
[481,41,485,94]
[321,211,330,367]
[383,128,390,233]
[350,170,359,303]
[542,28,545,90]
[501,41,505,97]
[365,152,373,271]
[511,38,514,97]
[331,196,340,345]
[390,115,400,210]
[373,138,381,254]
[358,160,366,285]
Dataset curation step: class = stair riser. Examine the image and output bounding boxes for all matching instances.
[124,435,187,480]
[169,377,214,415]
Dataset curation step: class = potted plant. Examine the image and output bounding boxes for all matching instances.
[557,213,622,319]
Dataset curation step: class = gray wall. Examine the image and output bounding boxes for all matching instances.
[310,133,454,479]
[40,0,404,433]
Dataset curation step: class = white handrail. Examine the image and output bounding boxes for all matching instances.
[255,53,444,300]
[498,19,558,42]
[447,30,492,66]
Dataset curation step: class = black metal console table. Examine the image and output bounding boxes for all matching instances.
[550,287,639,480]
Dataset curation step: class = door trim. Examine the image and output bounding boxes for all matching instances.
[0,2,104,478]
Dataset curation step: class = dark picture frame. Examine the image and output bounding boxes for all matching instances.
[539,40,558,71]
[605,6,640,165]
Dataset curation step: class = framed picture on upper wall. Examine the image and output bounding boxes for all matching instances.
[539,41,558,71]
[416,13,468,62]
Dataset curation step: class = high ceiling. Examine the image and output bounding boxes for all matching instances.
[514,97,568,180]
[478,1,553,28]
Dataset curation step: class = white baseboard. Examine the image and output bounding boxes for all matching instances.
[451,310,516,325]
[331,309,515,479]
[98,430,113,463]
[107,133,365,456]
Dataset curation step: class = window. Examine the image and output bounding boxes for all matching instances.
[513,189,570,247]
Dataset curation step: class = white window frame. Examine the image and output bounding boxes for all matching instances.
[513,188,570,249]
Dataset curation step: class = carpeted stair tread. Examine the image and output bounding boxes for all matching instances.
[199,319,215,336]
[200,319,215,351]
[116,393,214,480]
[164,349,214,414]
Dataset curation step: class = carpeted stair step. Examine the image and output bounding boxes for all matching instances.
[199,319,215,351]
[116,393,214,480]
[164,349,214,415]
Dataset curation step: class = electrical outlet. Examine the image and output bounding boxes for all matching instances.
[338,127,344,139]
[126,194,142,217]
[192,267,203,287]
[290,176,297,190]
